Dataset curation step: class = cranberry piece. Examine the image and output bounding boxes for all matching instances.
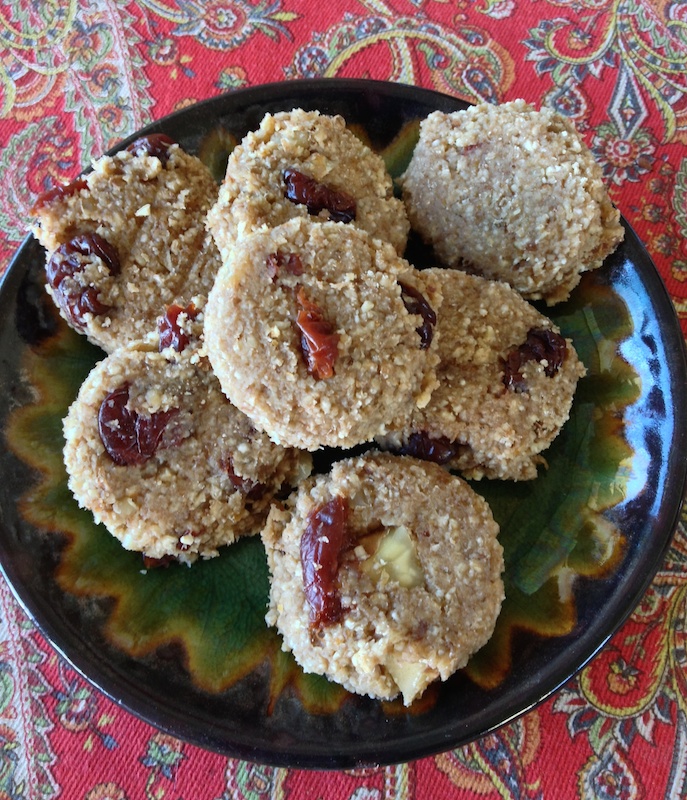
[46,232,120,287]
[398,281,436,349]
[98,383,179,466]
[295,287,339,380]
[300,495,351,628]
[395,431,464,465]
[46,233,121,331]
[126,133,176,164]
[142,554,175,569]
[221,455,267,501]
[265,251,304,281]
[157,302,198,352]
[31,177,89,215]
[502,328,567,393]
[283,169,356,223]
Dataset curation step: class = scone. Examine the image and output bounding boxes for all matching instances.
[262,452,504,705]
[377,268,586,480]
[31,134,221,351]
[63,339,311,564]
[402,101,624,304]
[204,218,441,450]
[206,109,409,259]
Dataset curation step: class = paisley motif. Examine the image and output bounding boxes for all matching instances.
[591,119,657,185]
[0,1,153,156]
[553,515,687,792]
[673,157,687,242]
[0,580,58,800]
[578,745,642,800]
[288,14,514,102]
[220,760,414,800]
[138,0,297,50]
[222,760,286,800]
[435,714,541,797]
[579,586,669,718]
[0,0,75,119]
[523,0,687,143]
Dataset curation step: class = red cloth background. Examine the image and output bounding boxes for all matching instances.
[1,1,687,798]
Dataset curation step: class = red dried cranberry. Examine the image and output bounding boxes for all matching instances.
[300,495,351,628]
[142,554,175,569]
[283,169,356,223]
[502,328,567,393]
[221,455,267,501]
[98,383,179,466]
[295,287,339,380]
[265,251,304,281]
[126,133,176,164]
[395,432,464,465]
[398,281,436,350]
[31,177,89,215]
[157,302,198,352]
[46,233,120,287]
[46,233,121,331]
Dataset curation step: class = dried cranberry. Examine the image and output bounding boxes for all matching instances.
[47,233,120,287]
[46,233,121,331]
[265,251,304,281]
[98,383,179,466]
[502,328,567,392]
[283,169,356,223]
[31,177,89,215]
[395,431,464,465]
[157,302,198,352]
[295,287,339,380]
[300,495,351,628]
[398,281,436,349]
[221,455,267,501]
[126,133,176,164]
[142,554,175,569]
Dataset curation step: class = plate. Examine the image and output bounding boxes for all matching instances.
[1,79,686,769]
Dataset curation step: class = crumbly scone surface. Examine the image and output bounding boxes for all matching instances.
[207,108,409,258]
[63,343,312,563]
[204,217,440,450]
[31,144,221,352]
[401,100,624,304]
[262,452,504,704]
[378,268,586,480]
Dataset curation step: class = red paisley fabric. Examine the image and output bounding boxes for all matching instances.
[1,2,687,798]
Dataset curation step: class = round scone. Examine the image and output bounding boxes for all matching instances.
[378,268,586,480]
[30,134,221,352]
[63,342,312,564]
[206,108,409,259]
[204,218,441,450]
[402,100,624,304]
[262,452,504,705]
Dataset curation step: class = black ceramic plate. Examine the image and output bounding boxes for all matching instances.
[1,79,686,770]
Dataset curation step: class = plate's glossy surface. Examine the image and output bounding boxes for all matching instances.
[1,79,686,770]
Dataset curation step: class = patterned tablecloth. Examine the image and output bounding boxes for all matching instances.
[1,2,687,798]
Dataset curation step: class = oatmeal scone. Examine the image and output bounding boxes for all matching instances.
[206,109,409,259]
[378,268,586,480]
[205,218,441,450]
[262,452,504,705]
[63,339,311,564]
[31,134,221,352]
[402,101,624,304]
